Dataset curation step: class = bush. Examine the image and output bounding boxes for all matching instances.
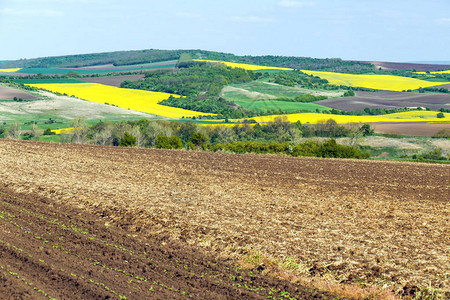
[169,135,183,149]
[420,148,446,160]
[155,135,183,149]
[432,129,450,138]
[119,132,136,147]
[436,112,445,118]
[155,135,171,149]
[190,132,207,147]
[43,128,56,136]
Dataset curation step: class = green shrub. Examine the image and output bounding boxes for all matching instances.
[432,129,450,138]
[43,128,56,136]
[119,132,136,147]
[155,135,171,149]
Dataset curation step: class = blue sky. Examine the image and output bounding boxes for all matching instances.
[0,0,449,62]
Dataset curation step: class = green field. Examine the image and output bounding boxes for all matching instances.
[234,99,330,113]
[223,79,340,113]
[17,64,175,75]
[225,79,344,98]
[14,78,85,84]
[5,60,177,76]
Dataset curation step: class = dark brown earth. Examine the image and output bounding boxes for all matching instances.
[79,75,145,87]
[0,85,38,100]
[433,83,450,89]
[316,91,450,111]
[370,122,450,136]
[359,61,450,71]
[0,186,334,300]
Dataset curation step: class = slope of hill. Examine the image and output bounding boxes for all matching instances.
[0,49,375,73]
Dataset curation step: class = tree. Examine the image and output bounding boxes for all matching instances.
[30,123,42,140]
[437,112,445,118]
[130,126,145,147]
[119,132,136,147]
[43,128,56,136]
[169,136,183,149]
[70,117,88,144]
[190,132,207,147]
[7,122,21,139]
[360,124,374,136]
[155,135,171,149]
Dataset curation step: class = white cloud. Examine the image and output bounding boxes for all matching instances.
[231,16,276,23]
[278,0,315,8]
[0,8,64,17]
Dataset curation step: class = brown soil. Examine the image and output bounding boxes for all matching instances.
[316,91,450,111]
[0,85,38,100]
[0,187,333,300]
[433,83,450,89]
[79,75,145,87]
[359,61,450,71]
[0,140,449,298]
[371,122,450,136]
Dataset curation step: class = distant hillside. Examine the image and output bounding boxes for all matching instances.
[357,61,450,71]
[0,49,185,69]
[0,49,375,73]
[409,61,450,65]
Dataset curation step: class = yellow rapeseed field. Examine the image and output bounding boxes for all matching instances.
[193,59,293,71]
[27,83,214,118]
[194,59,449,91]
[51,128,76,134]
[300,70,450,92]
[239,111,450,124]
[0,68,21,72]
[416,70,450,74]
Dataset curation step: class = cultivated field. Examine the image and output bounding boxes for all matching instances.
[370,122,450,136]
[222,81,335,113]
[4,60,177,76]
[0,186,331,300]
[27,83,212,119]
[0,85,38,100]
[315,91,450,111]
[194,60,293,71]
[244,111,450,124]
[0,140,448,298]
[80,74,145,87]
[364,61,450,72]
[301,71,450,92]
[0,89,154,127]
[0,68,21,73]
[193,59,450,91]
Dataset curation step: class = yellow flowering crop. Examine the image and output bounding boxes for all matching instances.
[300,70,450,92]
[416,70,450,74]
[239,111,450,124]
[193,59,293,71]
[0,68,21,72]
[27,83,214,118]
[52,128,75,134]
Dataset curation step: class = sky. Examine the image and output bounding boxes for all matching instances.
[0,0,449,62]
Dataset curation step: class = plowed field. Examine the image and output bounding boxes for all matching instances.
[0,140,449,298]
[0,85,38,100]
[0,185,331,299]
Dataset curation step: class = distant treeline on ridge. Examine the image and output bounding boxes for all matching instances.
[0,49,375,73]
